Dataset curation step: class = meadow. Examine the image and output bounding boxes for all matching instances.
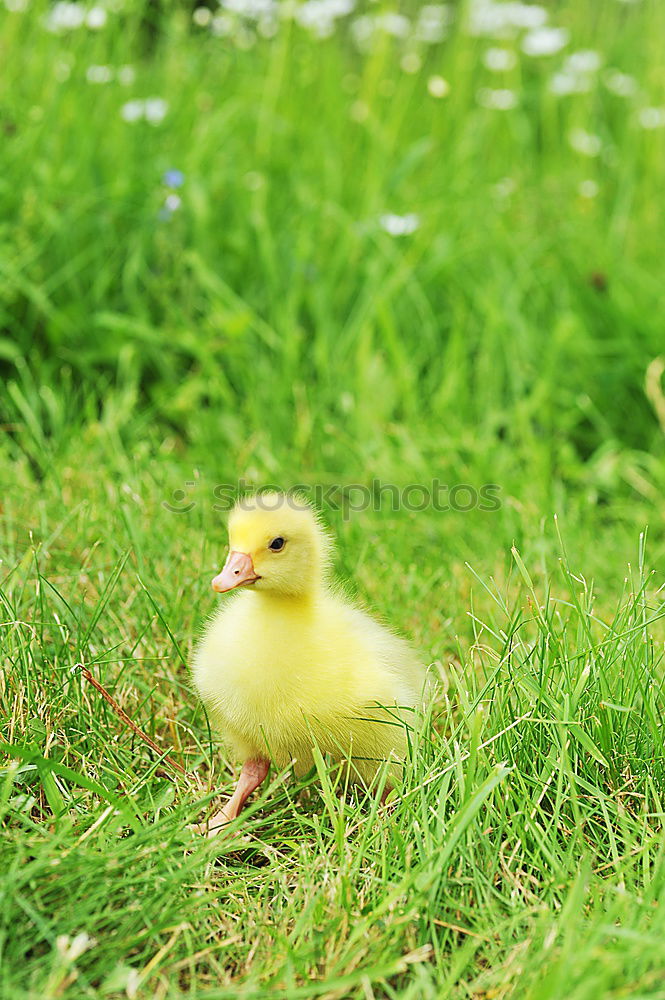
[2,0,665,996]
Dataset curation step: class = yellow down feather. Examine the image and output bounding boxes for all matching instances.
[192,493,427,786]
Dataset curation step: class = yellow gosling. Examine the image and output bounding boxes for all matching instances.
[191,492,427,833]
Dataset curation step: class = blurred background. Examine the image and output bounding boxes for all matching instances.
[2,0,665,585]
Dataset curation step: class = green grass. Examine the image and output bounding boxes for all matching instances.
[2,0,665,996]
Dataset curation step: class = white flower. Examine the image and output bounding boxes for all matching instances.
[295,6,335,37]
[86,65,113,84]
[193,6,212,26]
[427,75,450,98]
[566,50,601,73]
[319,0,354,15]
[549,49,603,97]
[44,1,85,32]
[258,14,279,36]
[639,107,665,129]
[579,179,599,198]
[467,2,508,37]
[568,127,602,156]
[467,6,505,36]
[165,193,182,211]
[350,15,372,47]
[549,71,591,95]
[603,69,637,97]
[414,4,450,43]
[121,99,169,125]
[468,1,547,37]
[483,47,516,71]
[375,12,410,36]
[117,65,136,86]
[521,26,569,56]
[85,6,107,28]
[120,100,144,123]
[211,13,234,35]
[549,51,602,96]
[506,3,548,29]
[477,87,517,109]
[350,10,409,48]
[379,213,420,236]
[222,0,275,17]
[144,98,168,124]
[294,0,353,36]
[56,933,96,963]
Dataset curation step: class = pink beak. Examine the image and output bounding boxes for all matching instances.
[212,551,260,593]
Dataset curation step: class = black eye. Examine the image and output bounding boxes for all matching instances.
[268,536,285,552]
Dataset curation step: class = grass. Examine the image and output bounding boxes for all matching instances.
[2,0,665,996]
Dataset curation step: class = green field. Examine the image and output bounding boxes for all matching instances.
[2,0,665,996]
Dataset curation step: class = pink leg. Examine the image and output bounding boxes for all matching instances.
[203,758,270,836]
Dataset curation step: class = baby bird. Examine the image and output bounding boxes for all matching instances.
[191,492,427,833]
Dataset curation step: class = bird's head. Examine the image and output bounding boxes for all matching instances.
[212,492,332,599]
